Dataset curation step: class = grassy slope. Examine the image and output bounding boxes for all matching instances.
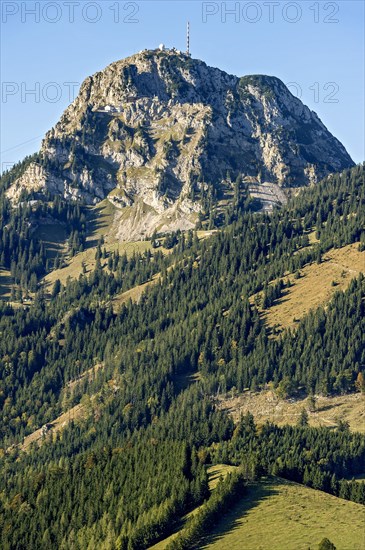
[42,200,154,286]
[251,243,364,333]
[111,271,162,310]
[217,391,365,433]
[149,465,237,550]
[19,403,87,452]
[12,364,106,453]
[202,476,365,550]
[44,197,215,289]
[45,240,153,287]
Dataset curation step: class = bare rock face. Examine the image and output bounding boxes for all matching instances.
[7,49,354,239]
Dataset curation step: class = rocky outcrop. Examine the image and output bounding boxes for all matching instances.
[7,49,354,238]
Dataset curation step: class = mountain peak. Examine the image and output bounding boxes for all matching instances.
[6,50,354,240]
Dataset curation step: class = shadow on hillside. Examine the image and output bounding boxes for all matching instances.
[34,223,67,260]
[0,271,12,297]
[85,207,108,248]
[200,478,279,549]
[272,289,291,306]
[316,402,342,413]
[171,369,200,393]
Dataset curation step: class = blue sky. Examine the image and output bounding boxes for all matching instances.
[1,0,364,172]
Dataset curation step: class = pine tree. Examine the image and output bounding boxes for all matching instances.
[318,537,336,550]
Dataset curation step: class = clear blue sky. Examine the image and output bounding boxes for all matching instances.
[1,0,364,172]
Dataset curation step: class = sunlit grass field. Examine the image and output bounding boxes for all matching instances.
[202,476,365,550]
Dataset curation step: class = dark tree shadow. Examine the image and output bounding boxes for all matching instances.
[316,402,342,413]
[85,206,110,249]
[199,477,280,549]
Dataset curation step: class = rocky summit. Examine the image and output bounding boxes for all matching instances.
[7,48,354,239]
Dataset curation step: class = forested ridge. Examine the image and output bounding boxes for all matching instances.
[0,164,364,549]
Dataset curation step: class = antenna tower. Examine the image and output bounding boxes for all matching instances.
[186,21,190,56]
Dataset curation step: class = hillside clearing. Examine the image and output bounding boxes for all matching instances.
[66,363,104,392]
[112,272,162,310]
[202,476,365,550]
[44,240,154,287]
[207,464,238,490]
[43,198,216,288]
[18,403,87,452]
[253,243,364,332]
[216,391,365,433]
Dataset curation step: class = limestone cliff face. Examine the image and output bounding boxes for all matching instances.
[7,49,354,238]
